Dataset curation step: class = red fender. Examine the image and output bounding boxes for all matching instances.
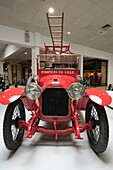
[85,88,112,106]
[0,88,24,105]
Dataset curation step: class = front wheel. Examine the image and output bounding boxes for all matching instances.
[85,99,109,153]
[3,99,25,151]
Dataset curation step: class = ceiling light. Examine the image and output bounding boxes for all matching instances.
[67,32,71,35]
[49,7,54,13]
[25,52,27,55]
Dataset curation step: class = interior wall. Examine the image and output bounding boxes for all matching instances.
[0,25,34,47]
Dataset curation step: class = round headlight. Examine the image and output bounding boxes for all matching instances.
[25,83,42,100]
[68,82,84,100]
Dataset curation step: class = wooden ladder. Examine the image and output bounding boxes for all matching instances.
[46,12,64,54]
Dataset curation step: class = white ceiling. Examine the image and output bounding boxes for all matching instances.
[0,0,113,57]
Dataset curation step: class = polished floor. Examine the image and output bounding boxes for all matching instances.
[0,91,113,170]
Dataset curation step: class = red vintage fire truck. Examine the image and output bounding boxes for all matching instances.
[0,12,112,154]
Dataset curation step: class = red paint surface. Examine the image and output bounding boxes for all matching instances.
[86,88,112,106]
[0,88,24,105]
[38,69,80,78]
[40,74,77,90]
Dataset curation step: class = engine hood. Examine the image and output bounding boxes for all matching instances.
[39,75,76,90]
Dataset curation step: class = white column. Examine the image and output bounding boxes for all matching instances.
[0,61,3,75]
[32,47,40,76]
[31,32,42,76]
[101,61,107,86]
[79,55,83,78]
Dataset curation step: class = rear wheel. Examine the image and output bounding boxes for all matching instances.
[3,99,25,151]
[85,99,109,153]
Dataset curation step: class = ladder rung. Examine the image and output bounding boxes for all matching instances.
[53,44,61,47]
[48,16,62,19]
[53,36,61,38]
[50,25,62,27]
[54,40,61,42]
[52,31,62,34]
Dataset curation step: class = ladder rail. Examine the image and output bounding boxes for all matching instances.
[46,12,55,51]
[46,12,64,53]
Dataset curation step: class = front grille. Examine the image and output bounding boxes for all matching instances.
[42,88,69,116]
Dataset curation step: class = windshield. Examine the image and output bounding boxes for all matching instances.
[38,54,78,70]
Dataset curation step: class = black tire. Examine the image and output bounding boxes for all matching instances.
[3,99,25,151]
[85,99,109,153]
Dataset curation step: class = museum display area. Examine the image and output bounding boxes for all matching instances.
[0,0,113,170]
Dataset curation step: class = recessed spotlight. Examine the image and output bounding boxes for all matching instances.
[25,52,27,55]
[67,32,71,35]
[49,7,54,13]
